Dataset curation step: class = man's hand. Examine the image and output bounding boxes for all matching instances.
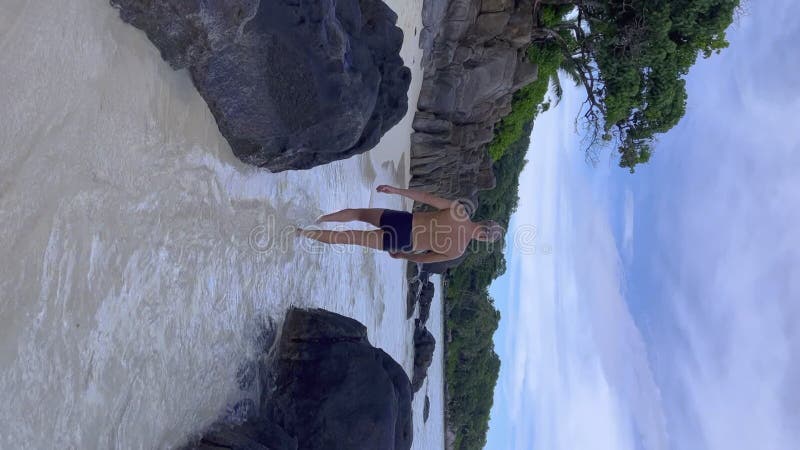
[376,185,399,194]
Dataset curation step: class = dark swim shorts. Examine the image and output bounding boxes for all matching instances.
[379,209,414,252]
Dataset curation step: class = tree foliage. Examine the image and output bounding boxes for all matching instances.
[445,121,534,449]
[537,0,740,171]
[488,5,575,161]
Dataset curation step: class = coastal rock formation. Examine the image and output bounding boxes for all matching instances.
[406,266,437,393]
[412,320,436,393]
[417,278,435,325]
[185,308,413,450]
[411,0,537,272]
[406,266,435,324]
[111,0,411,172]
[407,265,424,319]
[269,309,414,449]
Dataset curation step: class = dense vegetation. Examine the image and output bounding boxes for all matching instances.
[489,5,573,161]
[535,0,740,171]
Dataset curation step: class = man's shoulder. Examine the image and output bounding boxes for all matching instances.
[449,200,477,222]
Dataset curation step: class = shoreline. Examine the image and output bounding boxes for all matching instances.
[365,0,425,204]
[364,1,447,448]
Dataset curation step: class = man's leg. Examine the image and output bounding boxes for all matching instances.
[297,229,385,250]
[317,208,384,227]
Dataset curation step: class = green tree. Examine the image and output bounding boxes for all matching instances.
[535,0,740,171]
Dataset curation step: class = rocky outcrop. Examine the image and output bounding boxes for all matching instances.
[412,320,436,393]
[409,0,536,273]
[406,266,438,393]
[407,264,423,319]
[406,265,435,325]
[185,308,413,450]
[417,278,435,325]
[410,0,538,200]
[269,309,414,449]
[111,0,411,172]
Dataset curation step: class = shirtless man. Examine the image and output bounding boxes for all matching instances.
[296,185,504,264]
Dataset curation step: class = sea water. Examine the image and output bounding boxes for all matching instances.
[0,0,442,448]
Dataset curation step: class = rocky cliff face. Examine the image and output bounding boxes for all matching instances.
[111,0,410,172]
[184,308,413,450]
[411,0,537,202]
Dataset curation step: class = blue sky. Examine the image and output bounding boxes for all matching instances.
[486,1,800,449]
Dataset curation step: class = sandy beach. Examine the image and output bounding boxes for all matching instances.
[0,0,441,448]
[368,0,426,208]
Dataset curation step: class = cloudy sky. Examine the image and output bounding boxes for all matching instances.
[486,1,800,449]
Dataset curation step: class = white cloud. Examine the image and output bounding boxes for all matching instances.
[622,189,635,261]
[632,1,800,447]
[648,72,800,450]
[498,83,667,450]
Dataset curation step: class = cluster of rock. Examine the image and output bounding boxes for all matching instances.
[184,308,413,450]
[110,0,411,172]
[410,0,538,203]
[413,320,436,393]
[406,264,438,393]
[406,265,435,321]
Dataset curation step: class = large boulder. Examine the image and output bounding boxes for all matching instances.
[406,265,433,319]
[268,308,413,449]
[184,308,413,450]
[412,321,436,393]
[111,0,411,172]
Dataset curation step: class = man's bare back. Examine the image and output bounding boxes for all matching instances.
[296,185,503,264]
[410,207,473,257]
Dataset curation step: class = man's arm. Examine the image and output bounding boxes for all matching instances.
[376,185,458,211]
[389,251,457,264]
